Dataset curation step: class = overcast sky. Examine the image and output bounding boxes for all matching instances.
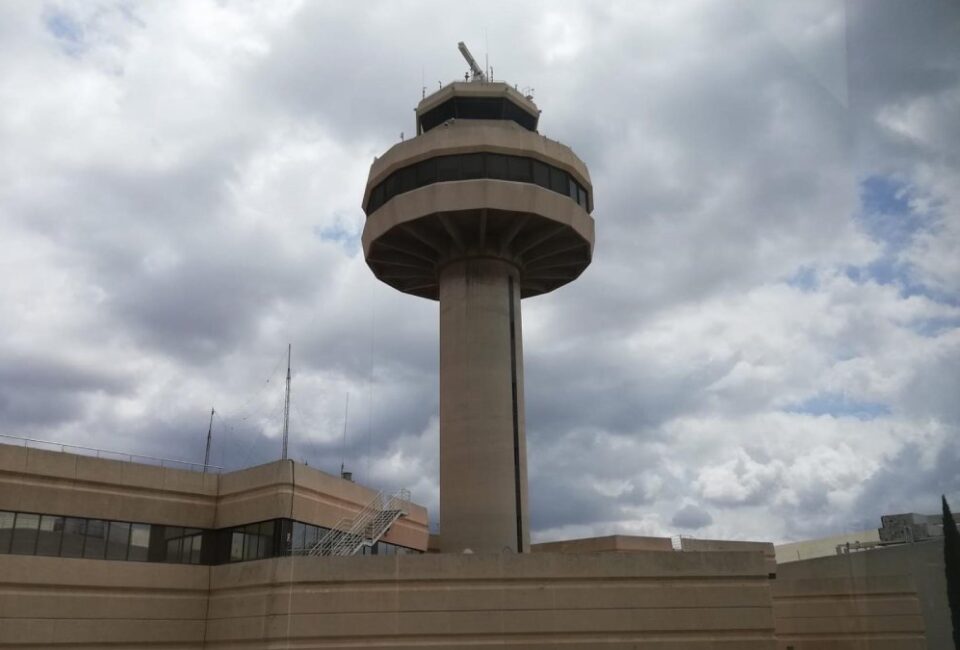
[1,1,957,544]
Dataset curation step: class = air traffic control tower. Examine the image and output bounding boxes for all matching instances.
[362,44,595,554]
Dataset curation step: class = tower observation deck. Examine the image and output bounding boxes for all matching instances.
[362,47,595,553]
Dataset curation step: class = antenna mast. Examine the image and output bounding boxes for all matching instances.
[340,393,349,477]
[457,41,486,82]
[203,407,214,472]
[281,343,291,461]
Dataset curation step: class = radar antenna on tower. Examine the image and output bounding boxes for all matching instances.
[457,41,486,82]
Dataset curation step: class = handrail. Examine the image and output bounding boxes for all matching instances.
[308,488,410,557]
[0,433,223,473]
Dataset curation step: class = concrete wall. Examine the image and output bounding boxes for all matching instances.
[0,444,429,551]
[0,554,209,649]
[773,540,946,649]
[776,529,881,564]
[533,534,673,553]
[0,444,219,528]
[203,551,775,649]
[681,538,778,577]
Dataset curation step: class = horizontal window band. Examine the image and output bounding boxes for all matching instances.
[366,152,592,217]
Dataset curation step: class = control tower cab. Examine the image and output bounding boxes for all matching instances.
[361,44,595,554]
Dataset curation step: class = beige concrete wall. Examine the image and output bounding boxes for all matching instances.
[681,537,778,577]
[0,554,209,649]
[203,551,775,649]
[776,528,881,564]
[773,543,937,649]
[0,445,428,551]
[533,534,673,553]
[286,460,429,550]
[0,444,218,528]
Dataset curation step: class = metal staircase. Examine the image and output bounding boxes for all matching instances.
[308,488,410,557]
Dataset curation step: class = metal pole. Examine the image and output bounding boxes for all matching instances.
[203,407,215,472]
[281,344,291,461]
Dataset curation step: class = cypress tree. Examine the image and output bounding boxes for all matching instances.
[944,495,960,649]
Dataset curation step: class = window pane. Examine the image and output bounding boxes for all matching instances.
[569,176,578,199]
[398,166,416,194]
[532,160,550,188]
[189,534,203,564]
[60,517,86,557]
[368,185,384,213]
[243,524,259,560]
[163,526,183,563]
[436,156,459,182]
[549,167,567,194]
[36,515,63,557]
[486,154,508,180]
[577,185,587,209]
[306,524,320,550]
[230,531,244,562]
[292,522,306,553]
[11,513,40,555]
[83,519,107,559]
[129,523,150,561]
[507,156,532,182]
[383,173,398,200]
[416,158,436,186]
[258,521,275,559]
[106,522,130,561]
[0,511,15,554]
[460,153,485,179]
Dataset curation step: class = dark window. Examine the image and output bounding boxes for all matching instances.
[383,173,398,201]
[36,515,63,556]
[243,523,260,560]
[230,530,243,562]
[11,512,39,555]
[258,521,274,559]
[486,154,508,179]
[106,521,130,560]
[418,96,537,133]
[549,167,568,194]
[107,521,130,560]
[183,529,202,564]
[366,154,593,215]
[436,156,460,182]
[507,156,532,182]
[60,517,86,558]
[455,96,502,120]
[460,153,485,179]
[416,158,436,186]
[305,524,321,551]
[368,185,384,213]
[532,160,550,188]
[502,100,539,131]
[0,511,14,554]
[291,521,306,553]
[129,523,149,561]
[163,526,183,563]
[397,166,417,193]
[83,519,107,559]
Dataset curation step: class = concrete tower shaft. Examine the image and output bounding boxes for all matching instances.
[362,81,594,553]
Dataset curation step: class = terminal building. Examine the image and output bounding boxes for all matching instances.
[0,45,951,649]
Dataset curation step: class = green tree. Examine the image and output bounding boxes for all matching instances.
[944,495,960,649]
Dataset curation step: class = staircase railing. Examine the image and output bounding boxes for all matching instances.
[308,488,410,557]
